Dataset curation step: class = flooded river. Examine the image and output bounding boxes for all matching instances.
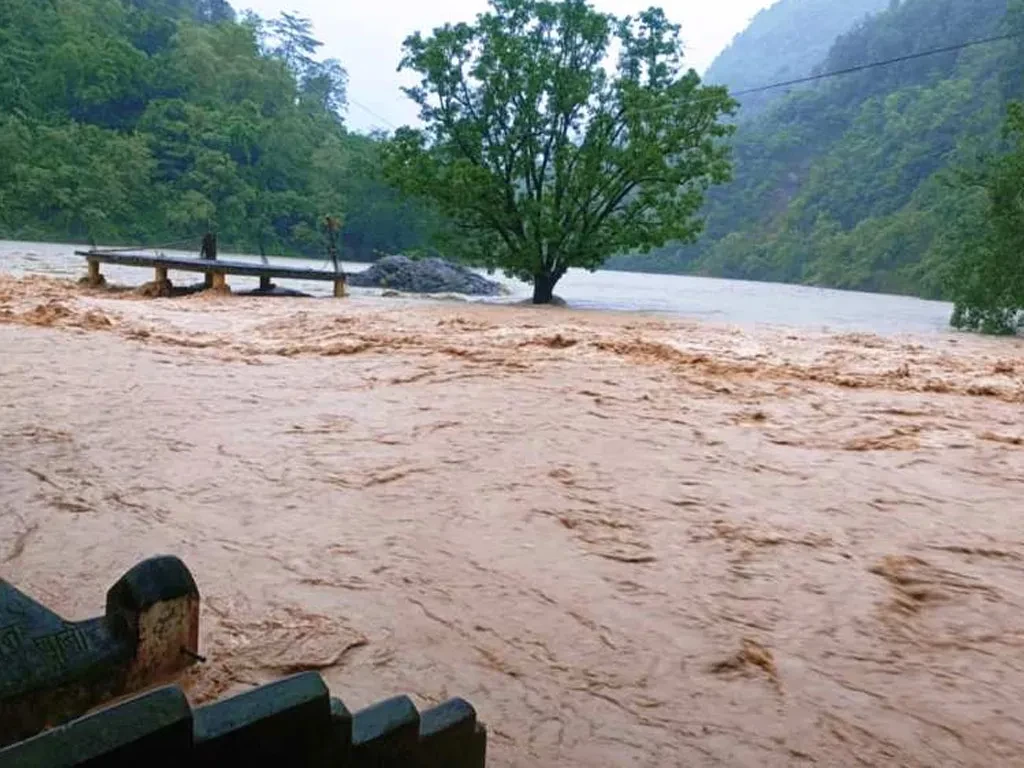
[1,239,954,335]
[1,242,1023,766]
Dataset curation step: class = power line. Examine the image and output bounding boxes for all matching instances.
[347,98,398,131]
[617,28,1024,117]
[348,28,1024,130]
[731,30,1024,98]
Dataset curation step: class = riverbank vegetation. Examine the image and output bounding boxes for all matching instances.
[610,0,1024,308]
[0,0,440,259]
[948,102,1024,334]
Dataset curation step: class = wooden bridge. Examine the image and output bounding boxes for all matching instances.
[75,238,346,297]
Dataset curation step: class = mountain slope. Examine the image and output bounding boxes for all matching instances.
[703,0,890,118]
[613,0,1024,300]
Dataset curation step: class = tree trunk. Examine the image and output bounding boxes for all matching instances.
[532,271,557,304]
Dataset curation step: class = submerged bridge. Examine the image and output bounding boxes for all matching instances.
[76,235,347,297]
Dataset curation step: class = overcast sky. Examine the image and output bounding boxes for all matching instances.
[240,0,775,132]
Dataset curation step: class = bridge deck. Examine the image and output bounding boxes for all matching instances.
[75,249,346,296]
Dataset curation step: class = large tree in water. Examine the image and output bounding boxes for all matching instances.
[384,0,736,304]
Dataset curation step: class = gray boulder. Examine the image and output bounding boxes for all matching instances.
[346,255,503,296]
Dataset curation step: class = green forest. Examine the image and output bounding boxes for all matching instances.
[0,0,440,258]
[1,0,1023,326]
[611,0,1024,306]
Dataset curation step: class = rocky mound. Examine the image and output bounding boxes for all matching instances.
[347,255,502,296]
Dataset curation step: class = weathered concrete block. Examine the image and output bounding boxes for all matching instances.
[104,556,200,691]
[352,695,421,765]
[0,556,200,747]
[418,698,486,768]
[0,685,192,768]
[192,672,335,767]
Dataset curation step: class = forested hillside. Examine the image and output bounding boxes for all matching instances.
[613,0,1024,300]
[0,0,439,258]
[3,0,1022,303]
[703,0,889,118]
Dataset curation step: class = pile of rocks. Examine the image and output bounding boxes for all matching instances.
[347,255,503,296]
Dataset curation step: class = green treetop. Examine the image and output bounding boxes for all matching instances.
[384,0,736,303]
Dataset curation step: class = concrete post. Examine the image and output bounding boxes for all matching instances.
[87,259,103,286]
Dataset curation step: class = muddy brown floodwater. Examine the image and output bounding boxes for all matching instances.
[2,274,1024,766]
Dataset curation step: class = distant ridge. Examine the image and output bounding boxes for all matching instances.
[703,0,890,118]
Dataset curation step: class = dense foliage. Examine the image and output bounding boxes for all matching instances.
[612,0,1024,305]
[703,0,889,118]
[383,0,735,303]
[3,0,1022,320]
[948,102,1024,334]
[0,0,439,258]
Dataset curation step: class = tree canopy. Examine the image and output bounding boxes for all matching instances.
[0,0,440,260]
[383,0,735,303]
[948,102,1024,334]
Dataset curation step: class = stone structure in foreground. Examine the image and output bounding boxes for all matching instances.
[0,671,486,768]
[0,557,487,767]
[0,556,200,748]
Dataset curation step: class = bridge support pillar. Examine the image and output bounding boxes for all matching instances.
[87,259,104,287]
